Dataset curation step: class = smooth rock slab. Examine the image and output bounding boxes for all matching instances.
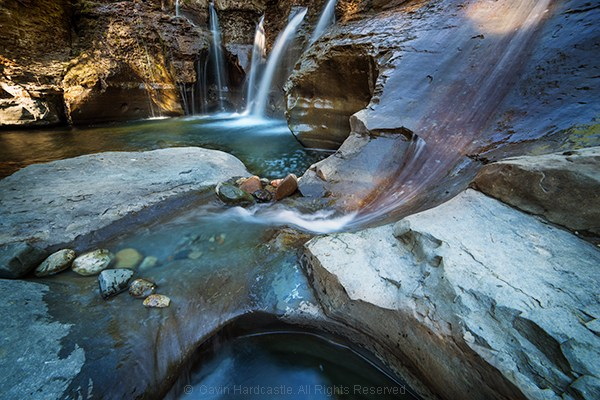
[72,249,114,276]
[0,148,249,276]
[0,280,85,399]
[35,249,76,277]
[473,147,600,235]
[303,189,600,400]
[98,269,134,299]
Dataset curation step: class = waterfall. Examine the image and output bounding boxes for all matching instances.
[245,16,266,113]
[209,2,227,111]
[250,8,307,118]
[309,0,337,45]
[175,0,180,17]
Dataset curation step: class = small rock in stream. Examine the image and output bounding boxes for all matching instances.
[115,248,143,269]
[98,269,134,299]
[215,182,255,206]
[253,189,273,203]
[72,249,115,276]
[128,278,156,298]
[239,176,262,194]
[138,256,159,271]
[143,294,171,308]
[275,174,299,200]
[35,249,76,277]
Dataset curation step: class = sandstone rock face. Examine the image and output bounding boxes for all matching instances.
[303,189,600,400]
[473,147,600,236]
[0,148,248,276]
[285,44,378,149]
[63,1,210,124]
[0,0,72,127]
[291,0,600,227]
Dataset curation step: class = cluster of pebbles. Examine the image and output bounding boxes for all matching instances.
[34,247,170,308]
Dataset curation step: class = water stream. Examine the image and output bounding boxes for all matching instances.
[309,0,337,45]
[209,2,227,111]
[245,16,266,113]
[249,8,307,117]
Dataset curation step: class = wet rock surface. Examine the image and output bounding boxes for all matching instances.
[34,249,76,277]
[98,268,134,299]
[473,147,600,236]
[216,181,256,205]
[0,147,248,272]
[292,0,600,227]
[303,189,600,400]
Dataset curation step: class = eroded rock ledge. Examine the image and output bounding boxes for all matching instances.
[0,147,248,278]
[302,189,600,400]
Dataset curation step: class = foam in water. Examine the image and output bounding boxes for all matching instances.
[249,8,308,118]
[222,206,356,234]
[309,0,337,45]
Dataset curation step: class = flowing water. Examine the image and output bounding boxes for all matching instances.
[245,16,266,113]
[309,0,337,45]
[209,3,227,110]
[249,8,307,117]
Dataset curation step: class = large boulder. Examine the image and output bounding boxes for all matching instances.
[0,147,248,277]
[473,147,600,236]
[303,189,600,400]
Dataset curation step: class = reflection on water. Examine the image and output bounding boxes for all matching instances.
[0,115,329,179]
[178,332,418,400]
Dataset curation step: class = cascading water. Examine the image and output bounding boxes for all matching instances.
[309,0,337,45]
[209,2,227,111]
[249,8,307,118]
[245,16,266,114]
[175,0,180,17]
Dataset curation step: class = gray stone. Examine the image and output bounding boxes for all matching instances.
[215,182,255,205]
[35,249,76,277]
[0,280,85,399]
[98,269,134,299]
[129,278,156,298]
[72,249,114,276]
[0,148,249,254]
[473,147,600,235]
[303,189,600,400]
[0,242,47,279]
